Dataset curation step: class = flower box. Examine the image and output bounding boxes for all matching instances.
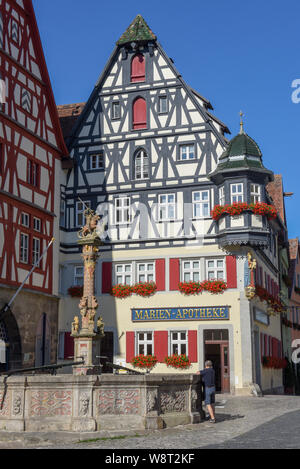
[68,286,83,297]
[262,356,287,369]
[179,280,227,295]
[255,285,283,312]
[212,202,277,221]
[111,282,157,299]
[131,355,158,370]
[165,354,191,369]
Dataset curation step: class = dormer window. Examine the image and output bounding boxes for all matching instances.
[131,54,145,83]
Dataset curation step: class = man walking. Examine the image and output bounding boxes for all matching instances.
[197,360,216,423]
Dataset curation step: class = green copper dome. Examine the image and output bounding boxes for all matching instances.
[219,132,262,161]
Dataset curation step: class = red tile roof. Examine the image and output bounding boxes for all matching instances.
[267,174,286,225]
[57,103,85,140]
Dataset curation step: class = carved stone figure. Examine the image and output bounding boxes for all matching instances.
[13,395,22,416]
[72,316,79,335]
[78,208,100,240]
[79,393,90,416]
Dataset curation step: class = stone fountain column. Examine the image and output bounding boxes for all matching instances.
[71,208,105,376]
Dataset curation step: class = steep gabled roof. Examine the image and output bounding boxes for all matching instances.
[25,0,69,158]
[117,14,157,46]
[267,175,287,227]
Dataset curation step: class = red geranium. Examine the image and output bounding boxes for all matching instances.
[211,202,277,221]
[165,354,191,369]
[179,280,227,295]
[131,355,158,369]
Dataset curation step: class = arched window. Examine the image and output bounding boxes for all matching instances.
[131,53,145,83]
[133,97,147,130]
[134,149,149,180]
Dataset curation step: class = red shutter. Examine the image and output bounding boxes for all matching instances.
[154,331,168,363]
[155,259,165,291]
[102,262,112,293]
[272,338,278,358]
[133,97,147,129]
[131,53,145,82]
[169,258,180,291]
[260,333,264,357]
[64,332,74,359]
[264,334,268,356]
[188,330,198,363]
[226,256,237,288]
[126,332,135,363]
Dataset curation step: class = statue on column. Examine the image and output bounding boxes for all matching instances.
[245,251,257,300]
[71,204,105,375]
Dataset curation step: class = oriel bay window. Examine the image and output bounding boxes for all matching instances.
[250,184,261,203]
[230,183,243,203]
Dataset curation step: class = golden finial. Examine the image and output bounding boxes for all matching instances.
[240,111,244,134]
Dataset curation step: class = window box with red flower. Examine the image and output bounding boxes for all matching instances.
[211,202,277,221]
[131,354,158,370]
[111,282,157,299]
[179,280,227,295]
[262,356,287,369]
[164,354,191,369]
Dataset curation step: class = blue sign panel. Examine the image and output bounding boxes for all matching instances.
[131,306,230,322]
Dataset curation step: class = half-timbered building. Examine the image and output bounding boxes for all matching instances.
[0,0,68,370]
[59,15,285,394]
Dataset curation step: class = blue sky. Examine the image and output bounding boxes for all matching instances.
[33,0,300,239]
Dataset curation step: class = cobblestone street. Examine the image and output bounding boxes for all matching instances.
[1,394,300,450]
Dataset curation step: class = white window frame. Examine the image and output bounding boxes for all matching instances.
[179,144,195,161]
[219,186,225,206]
[136,331,154,356]
[192,190,210,218]
[112,101,121,119]
[74,266,84,286]
[250,184,261,203]
[134,149,149,180]
[114,196,132,225]
[115,263,133,285]
[20,233,29,264]
[182,259,201,282]
[21,212,30,227]
[76,200,91,227]
[88,153,104,170]
[32,237,41,266]
[230,183,244,203]
[158,95,168,114]
[170,331,188,356]
[33,217,41,232]
[158,193,176,221]
[137,262,155,283]
[206,258,226,281]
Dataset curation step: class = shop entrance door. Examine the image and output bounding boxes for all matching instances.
[204,329,230,393]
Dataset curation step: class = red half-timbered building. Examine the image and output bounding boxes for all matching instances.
[0,0,68,370]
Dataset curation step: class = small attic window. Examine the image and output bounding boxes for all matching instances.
[131,54,145,83]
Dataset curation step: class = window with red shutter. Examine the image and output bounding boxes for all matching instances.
[126,331,135,363]
[131,54,145,83]
[155,259,165,291]
[226,256,237,288]
[133,97,147,130]
[169,258,180,291]
[64,332,74,360]
[102,262,112,293]
[188,330,198,363]
[154,331,168,362]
